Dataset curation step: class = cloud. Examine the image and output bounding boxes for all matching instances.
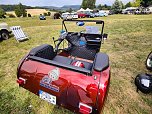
[0,0,133,7]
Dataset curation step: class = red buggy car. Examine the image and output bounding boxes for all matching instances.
[17,20,110,114]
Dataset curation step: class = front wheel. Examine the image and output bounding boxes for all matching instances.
[1,30,9,40]
[146,51,152,71]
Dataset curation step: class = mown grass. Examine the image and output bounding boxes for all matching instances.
[0,15,152,114]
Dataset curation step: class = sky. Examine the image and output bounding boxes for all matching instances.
[0,0,133,7]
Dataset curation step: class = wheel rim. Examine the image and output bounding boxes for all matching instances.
[2,33,9,40]
[147,58,152,67]
[147,53,152,68]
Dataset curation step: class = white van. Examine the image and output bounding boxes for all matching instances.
[61,12,73,20]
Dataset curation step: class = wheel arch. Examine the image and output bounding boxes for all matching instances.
[0,29,9,33]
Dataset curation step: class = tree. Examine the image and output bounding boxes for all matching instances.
[97,4,102,10]
[28,14,31,17]
[132,0,142,7]
[111,0,123,14]
[15,3,27,17]
[125,2,132,8]
[120,1,125,9]
[0,8,5,18]
[141,0,152,7]
[97,4,111,10]
[48,12,51,16]
[81,0,96,9]
[67,8,73,13]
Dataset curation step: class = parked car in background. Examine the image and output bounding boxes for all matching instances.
[0,23,11,40]
[61,13,73,20]
[94,12,100,17]
[77,13,86,18]
[39,14,46,20]
[85,12,95,18]
[99,11,108,17]
[71,13,78,19]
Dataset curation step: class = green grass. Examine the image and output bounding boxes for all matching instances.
[0,15,152,114]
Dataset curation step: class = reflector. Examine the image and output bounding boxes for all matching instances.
[17,78,25,85]
[79,103,92,114]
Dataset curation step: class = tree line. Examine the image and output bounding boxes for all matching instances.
[0,0,152,18]
[0,3,51,18]
[81,0,152,14]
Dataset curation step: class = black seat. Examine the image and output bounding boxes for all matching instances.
[29,44,56,60]
[53,55,73,65]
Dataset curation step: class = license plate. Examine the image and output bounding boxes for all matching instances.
[39,90,56,105]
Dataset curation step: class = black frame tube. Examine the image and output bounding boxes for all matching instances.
[62,19,104,35]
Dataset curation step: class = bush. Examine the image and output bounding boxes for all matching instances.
[28,14,31,17]
[43,12,48,16]
[23,12,27,17]
[48,12,51,16]
[8,14,16,18]
[0,8,5,18]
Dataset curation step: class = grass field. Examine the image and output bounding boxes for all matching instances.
[0,15,152,114]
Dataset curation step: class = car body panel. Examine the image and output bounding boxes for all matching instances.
[17,53,110,113]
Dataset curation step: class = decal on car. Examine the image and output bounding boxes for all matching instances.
[40,68,60,92]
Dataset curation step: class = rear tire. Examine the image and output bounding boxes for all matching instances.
[1,30,9,40]
[146,51,152,71]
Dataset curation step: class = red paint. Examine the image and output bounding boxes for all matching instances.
[72,61,85,68]
[17,53,110,114]
[78,13,86,18]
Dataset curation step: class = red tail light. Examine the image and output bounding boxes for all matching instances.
[79,103,92,114]
[17,77,26,85]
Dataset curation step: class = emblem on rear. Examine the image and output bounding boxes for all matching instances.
[40,68,60,92]
[48,68,60,81]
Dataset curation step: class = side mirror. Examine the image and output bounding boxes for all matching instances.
[76,21,85,26]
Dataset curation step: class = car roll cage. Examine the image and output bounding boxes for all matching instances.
[62,19,105,35]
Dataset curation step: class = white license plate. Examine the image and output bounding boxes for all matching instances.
[39,90,56,105]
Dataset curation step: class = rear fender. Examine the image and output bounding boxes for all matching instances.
[17,53,29,78]
[96,67,110,112]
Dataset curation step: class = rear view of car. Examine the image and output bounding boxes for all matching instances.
[16,20,110,114]
[99,11,108,17]
[78,13,86,18]
[71,13,78,19]
[62,13,73,20]
[39,15,46,20]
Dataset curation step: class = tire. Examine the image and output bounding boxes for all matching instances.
[146,51,152,71]
[1,30,9,40]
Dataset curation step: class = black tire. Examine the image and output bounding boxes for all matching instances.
[1,30,9,40]
[146,51,152,71]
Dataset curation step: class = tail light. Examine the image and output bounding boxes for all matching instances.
[79,103,92,114]
[17,77,26,85]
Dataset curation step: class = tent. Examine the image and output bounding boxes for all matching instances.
[77,8,85,12]
[86,8,93,12]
